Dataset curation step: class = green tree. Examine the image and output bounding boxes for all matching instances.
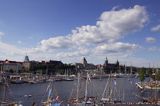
[138,68,145,82]
[155,70,160,80]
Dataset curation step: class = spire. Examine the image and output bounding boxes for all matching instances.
[82,57,87,66]
[106,57,108,61]
[116,60,119,66]
[104,57,108,66]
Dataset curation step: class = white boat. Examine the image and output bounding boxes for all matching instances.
[9,75,25,84]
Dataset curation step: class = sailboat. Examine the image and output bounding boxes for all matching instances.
[101,71,122,105]
[68,73,82,105]
[42,81,63,106]
[82,73,97,105]
[63,69,74,81]
[55,69,74,81]
[68,72,97,106]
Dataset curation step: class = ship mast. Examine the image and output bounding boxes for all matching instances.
[84,72,89,102]
[76,73,80,102]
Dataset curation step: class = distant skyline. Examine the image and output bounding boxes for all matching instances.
[0,0,160,67]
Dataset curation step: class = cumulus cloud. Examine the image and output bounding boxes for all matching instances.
[151,24,160,32]
[40,36,73,50]
[34,5,147,54]
[97,5,148,42]
[95,42,138,53]
[145,37,156,43]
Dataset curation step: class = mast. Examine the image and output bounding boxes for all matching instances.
[76,73,80,102]
[125,65,127,75]
[84,72,89,102]
[3,79,7,102]
[100,68,102,80]
[130,65,132,75]
[101,76,109,99]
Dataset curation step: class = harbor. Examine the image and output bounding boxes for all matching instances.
[0,56,160,106]
[0,73,160,106]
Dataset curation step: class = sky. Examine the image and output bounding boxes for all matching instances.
[0,0,160,67]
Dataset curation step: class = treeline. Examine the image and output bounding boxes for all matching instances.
[138,67,160,81]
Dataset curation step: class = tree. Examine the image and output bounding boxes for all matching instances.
[155,70,160,80]
[138,68,145,82]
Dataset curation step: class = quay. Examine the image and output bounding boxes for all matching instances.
[136,81,160,90]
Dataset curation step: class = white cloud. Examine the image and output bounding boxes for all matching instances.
[34,5,147,53]
[151,24,160,32]
[145,37,156,43]
[97,5,148,42]
[95,42,138,53]
[40,36,73,50]
[0,42,24,57]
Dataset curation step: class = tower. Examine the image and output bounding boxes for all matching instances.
[24,55,29,62]
[82,57,87,67]
[104,57,108,66]
[23,55,30,71]
[116,60,119,66]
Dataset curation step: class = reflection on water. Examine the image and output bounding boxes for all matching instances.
[0,77,159,106]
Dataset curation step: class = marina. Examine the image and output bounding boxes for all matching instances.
[0,73,160,106]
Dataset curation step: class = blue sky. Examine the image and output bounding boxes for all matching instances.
[0,0,160,67]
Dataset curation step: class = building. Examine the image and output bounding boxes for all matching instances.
[45,60,64,75]
[22,55,30,71]
[0,60,22,73]
[103,57,120,73]
[75,57,97,71]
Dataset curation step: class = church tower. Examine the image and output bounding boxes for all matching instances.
[82,57,87,67]
[104,57,108,66]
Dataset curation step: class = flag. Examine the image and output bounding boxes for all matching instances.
[56,96,60,101]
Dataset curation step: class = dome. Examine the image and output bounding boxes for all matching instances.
[24,55,29,62]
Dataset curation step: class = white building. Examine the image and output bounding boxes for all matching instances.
[0,60,22,73]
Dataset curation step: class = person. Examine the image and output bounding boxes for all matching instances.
[32,102,36,106]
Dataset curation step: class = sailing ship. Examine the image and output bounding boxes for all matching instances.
[68,72,97,106]
[42,81,63,106]
[101,71,123,105]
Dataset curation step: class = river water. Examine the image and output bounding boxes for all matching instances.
[0,77,159,106]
